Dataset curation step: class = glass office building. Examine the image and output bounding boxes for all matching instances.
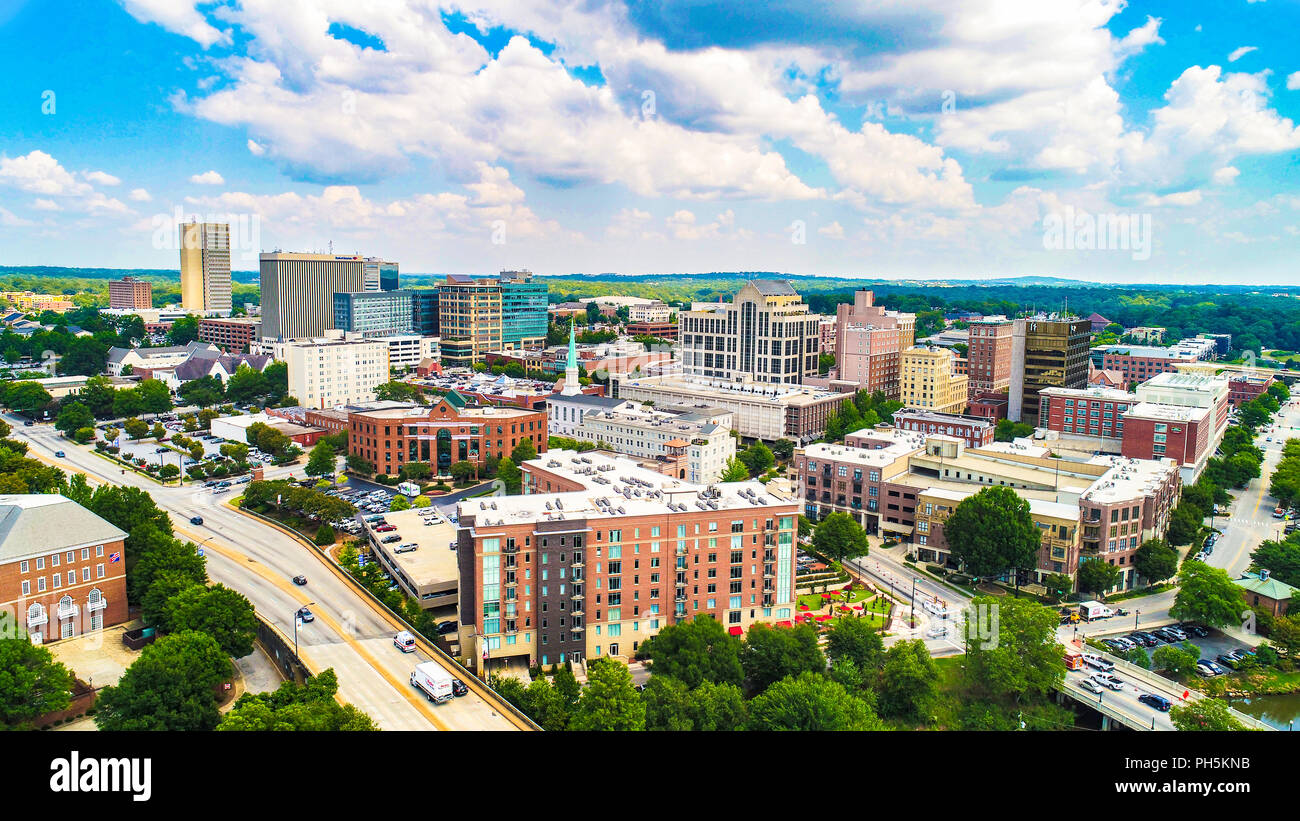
[500,270,547,349]
[333,290,415,337]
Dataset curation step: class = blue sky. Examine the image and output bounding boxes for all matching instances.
[1,0,1298,284]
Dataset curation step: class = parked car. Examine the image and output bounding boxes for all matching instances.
[1127,632,1157,647]
[451,678,469,697]
[1216,654,1242,670]
[1195,659,1222,677]
[375,524,396,533]
[1138,693,1171,712]
[394,543,419,554]
[297,606,314,623]
[292,575,307,586]
[436,620,458,635]
[1179,623,1209,637]
[381,534,402,544]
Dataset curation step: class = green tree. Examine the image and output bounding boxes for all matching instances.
[689,680,748,730]
[747,672,885,731]
[449,460,476,484]
[811,511,869,562]
[79,375,119,418]
[770,439,795,460]
[1170,561,1246,628]
[58,336,109,376]
[739,441,775,477]
[641,675,694,731]
[995,419,1034,442]
[510,438,538,464]
[496,457,521,494]
[964,596,1064,699]
[373,380,420,403]
[1133,538,1179,585]
[521,677,570,731]
[165,584,258,658]
[54,401,93,435]
[85,485,173,558]
[305,440,336,478]
[825,616,885,671]
[878,639,940,721]
[1122,646,1152,669]
[570,657,645,731]
[179,374,226,408]
[167,315,200,346]
[346,453,375,474]
[399,461,432,482]
[1152,642,1201,676]
[123,417,149,440]
[219,668,377,731]
[141,572,202,630]
[411,495,432,509]
[0,638,74,726]
[1076,559,1122,596]
[1169,698,1248,731]
[4,381,53,416]
[389,494,411,512]
[129,524,206,602]
[720,457,750,482]
[944,485,1041,578]
[136,378,174,414]
[1166,503,1204,546]
[740,623,825,694]
[95,631,230,731]
[226,363,269,404]
[1042,572,1074,598]
[644,615,743,689]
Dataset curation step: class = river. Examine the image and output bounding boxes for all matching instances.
[1228,694,1300,730]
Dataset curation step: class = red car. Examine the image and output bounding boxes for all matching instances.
[375,524,396,533]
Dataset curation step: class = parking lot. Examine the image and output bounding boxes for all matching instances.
[1090,623,1261,678]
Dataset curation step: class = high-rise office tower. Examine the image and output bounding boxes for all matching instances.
[680,280,822,384]
[499,270,547,349]
[436,271,547,366]
[1008,315,1091,425]
[179,222,231,314]
[260,252,393,340]
[899,346,969,414]
[333,290,416,337]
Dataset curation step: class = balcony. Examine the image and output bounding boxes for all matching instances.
[674,594,687,603]
[27,611,47,628]
[57,603,79,620]
[88,597,107,613]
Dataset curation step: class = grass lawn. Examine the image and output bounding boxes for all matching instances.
[1197,665,1300,697]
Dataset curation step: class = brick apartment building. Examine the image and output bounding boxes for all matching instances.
[456,450,800,673]
[348,393,546,476]
[1,495,128,643]
[108,277,152,310]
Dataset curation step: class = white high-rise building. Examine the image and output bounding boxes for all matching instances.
[679,280,821,385]
[283,330,390,409]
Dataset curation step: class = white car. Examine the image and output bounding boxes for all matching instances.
[924,624,948,639]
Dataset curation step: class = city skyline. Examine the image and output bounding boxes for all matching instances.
[0,0,1297,283]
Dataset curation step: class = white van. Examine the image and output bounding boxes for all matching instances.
[393,630,417,653]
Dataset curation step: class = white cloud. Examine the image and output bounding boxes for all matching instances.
[189,170,225,185]
[818,221,845,239]
[1287,71,1300,90]
[605,208,661,241]
[1139,190,1203,207]
[0,151,91,196]
[247,139,265,156]
[119,0,225,48]
[1212,166,1240,185]
[0,207,34,227]
[664,209,750,240]
[32,199,61,211]
[129,188,152,202]
[1228,46,1258,62]
[83,170,121,186]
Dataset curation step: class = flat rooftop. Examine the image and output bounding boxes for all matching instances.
[617,375,844,405]
[1082,454,1180,504]
[369,508,459,586]
[1123,402,1209,423]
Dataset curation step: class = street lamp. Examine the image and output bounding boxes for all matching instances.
[910,577,918,629]
[293,601,315,658]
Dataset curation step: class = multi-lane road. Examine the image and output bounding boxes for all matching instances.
[10,417,523,731]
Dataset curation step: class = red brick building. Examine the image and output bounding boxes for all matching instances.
[626,320,679,341]
[349,394,546,476]
[966,391,1009,422]
[1120,403,1216,471]
[891,410,996,450]
[1228,373,1276,408]
[108,277,152,310]
[965,318,1015,399]
[1,495,128,643]
[199,317,263,353]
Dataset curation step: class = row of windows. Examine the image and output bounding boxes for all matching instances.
[21,565,106,594]
[18,545,106,573]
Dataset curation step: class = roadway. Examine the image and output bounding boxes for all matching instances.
[10,417,523,731]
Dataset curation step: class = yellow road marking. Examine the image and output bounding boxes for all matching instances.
[173,525,451,731]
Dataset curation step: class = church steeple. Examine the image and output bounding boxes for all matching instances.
[562,319,581,395]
